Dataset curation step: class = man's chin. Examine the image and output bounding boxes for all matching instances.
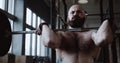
[68,22,83,28]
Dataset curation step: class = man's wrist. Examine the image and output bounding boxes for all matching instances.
[39,22,48,31]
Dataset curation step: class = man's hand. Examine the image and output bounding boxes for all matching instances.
[36,28,42,35]
[36,22,48,35]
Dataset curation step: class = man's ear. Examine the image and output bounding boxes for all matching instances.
[67,17,69,21]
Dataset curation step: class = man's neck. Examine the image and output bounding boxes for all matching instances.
[68,26,83,31]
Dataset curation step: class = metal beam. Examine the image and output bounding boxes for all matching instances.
[0,9,17,21]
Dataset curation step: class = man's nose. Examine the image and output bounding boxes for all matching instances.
[73,12,78,16]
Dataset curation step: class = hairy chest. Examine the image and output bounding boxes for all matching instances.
[59,31,95,53]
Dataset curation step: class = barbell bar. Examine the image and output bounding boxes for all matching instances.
[12,30,37,34]
[0,10,117,57]
[12,29,78,34]
[11,27,99,34]
[1,11,99,57]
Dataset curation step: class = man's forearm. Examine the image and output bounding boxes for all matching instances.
[41,25,61,48]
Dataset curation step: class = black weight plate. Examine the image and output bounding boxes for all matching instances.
[0,11,12,56]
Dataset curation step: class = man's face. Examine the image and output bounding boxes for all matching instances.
[67,5,86,28]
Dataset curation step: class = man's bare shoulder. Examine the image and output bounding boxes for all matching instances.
[56,31,74,36]
[89,29,97,33]
[75,29,97,34]
[83,29,97,37]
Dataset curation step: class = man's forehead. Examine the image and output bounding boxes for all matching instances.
[68,5,83,12]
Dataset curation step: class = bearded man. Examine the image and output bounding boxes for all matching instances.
[37,4,114,63]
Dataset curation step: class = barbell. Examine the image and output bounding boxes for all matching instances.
[12,28,95,34]
[0,7,116,57]
[1,11,96,56]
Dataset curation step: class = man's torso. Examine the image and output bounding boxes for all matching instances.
[56,30,100,63]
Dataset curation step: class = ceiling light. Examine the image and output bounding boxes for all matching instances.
[78,0,88,4]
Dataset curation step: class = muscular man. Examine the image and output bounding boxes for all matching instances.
[37,4,114,63]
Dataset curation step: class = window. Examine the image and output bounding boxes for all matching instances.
[0,0,49,56]
[0,0,5,9]
[25,8,48,56]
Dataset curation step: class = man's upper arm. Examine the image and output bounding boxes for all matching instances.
[91,20,114,46]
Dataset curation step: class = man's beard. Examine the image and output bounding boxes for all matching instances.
[67,16,85,28]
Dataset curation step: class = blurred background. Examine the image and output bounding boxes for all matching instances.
[0,0,119,63]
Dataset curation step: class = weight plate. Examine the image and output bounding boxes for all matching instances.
[0,12,12,56]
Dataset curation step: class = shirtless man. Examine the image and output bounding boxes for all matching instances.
[37,4,114,63]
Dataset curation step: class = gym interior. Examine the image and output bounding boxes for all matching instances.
[0,0,120,63]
